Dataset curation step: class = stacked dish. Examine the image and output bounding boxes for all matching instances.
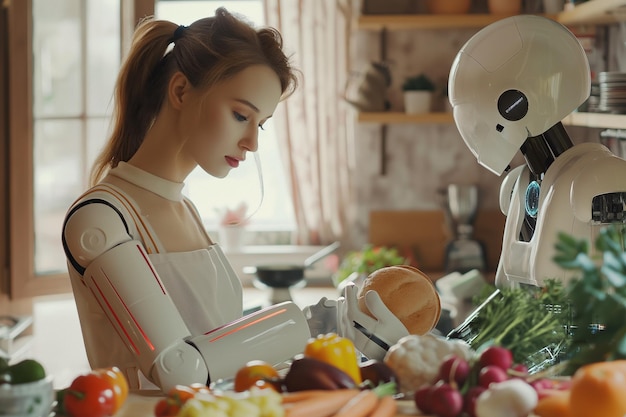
[598,71,626,114]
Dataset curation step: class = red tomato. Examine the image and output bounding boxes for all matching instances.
[64,373,115,417]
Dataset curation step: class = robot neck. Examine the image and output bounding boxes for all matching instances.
[520,121,574,177]
[516,122,574,243]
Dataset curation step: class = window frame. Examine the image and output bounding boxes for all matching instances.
[6,0,58,299]
[6,0,153,299]
[1,0,9,296]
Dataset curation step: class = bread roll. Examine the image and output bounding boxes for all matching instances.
[357,265,441,335]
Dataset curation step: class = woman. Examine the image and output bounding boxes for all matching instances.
[62,7,408,392]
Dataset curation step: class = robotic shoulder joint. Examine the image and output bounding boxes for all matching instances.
[62,199,133,274]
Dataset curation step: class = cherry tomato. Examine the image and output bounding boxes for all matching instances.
[93,367,129,413]
[233,360,280,392]
[64,373,115,417]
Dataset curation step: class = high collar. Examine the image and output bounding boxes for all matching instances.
[110,162,185,202]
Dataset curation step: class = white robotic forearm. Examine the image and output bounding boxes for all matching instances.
[190,301,309,382]
[64,201,309,392]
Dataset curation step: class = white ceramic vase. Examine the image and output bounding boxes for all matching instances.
[218,225,245,252]
[404,91,433,114]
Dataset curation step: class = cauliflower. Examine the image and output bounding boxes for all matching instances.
[383,333,474,395]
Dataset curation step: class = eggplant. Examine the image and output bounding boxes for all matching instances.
[359,359,399,388]
[283,355,357,392]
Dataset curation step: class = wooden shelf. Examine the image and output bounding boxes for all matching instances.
[359,111,626,129]
[357,0,626,30]
[563,112,626,129]
[357,14,537,30]
[358,112,454,124]
[557,0,626,26]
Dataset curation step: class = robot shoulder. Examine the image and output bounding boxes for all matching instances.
[62,197,134,274]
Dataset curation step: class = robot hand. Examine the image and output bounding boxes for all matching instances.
[336,283,409,361]
[303,297,339,337]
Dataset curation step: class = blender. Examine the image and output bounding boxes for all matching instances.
[442,184,487,273]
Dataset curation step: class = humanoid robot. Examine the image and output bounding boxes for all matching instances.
[62,186,408,393]
[448,15,626,289]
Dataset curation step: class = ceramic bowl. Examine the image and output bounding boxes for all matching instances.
[254,265,306,288]
[0,376,54,417]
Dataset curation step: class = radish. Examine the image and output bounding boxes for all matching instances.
[478,346,513,371]
[510,363,528,377]
[478,365,508,388]
[429,382,463,417]
[463,386,487,417]
[414,384,434,414]
[475,378,538,417]
[437,354,471,387]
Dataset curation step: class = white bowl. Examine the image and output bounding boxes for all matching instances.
[0,376,54,417]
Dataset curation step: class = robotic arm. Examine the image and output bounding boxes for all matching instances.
[64,198,409,392]
[63,200,309,392]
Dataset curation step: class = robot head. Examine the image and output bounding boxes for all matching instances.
[448,15,591,176]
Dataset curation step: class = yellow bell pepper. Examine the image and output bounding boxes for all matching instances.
[304,333,362,385]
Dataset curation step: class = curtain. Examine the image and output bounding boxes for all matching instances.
[264,0,358,246]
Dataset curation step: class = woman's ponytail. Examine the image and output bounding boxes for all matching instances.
[90,18,178,185]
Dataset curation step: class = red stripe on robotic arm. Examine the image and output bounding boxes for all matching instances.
[136,244,167,294]
[83,241,207,390]
[89,280,143,355]
[205,308,287,342]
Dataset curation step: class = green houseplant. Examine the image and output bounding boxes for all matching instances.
[332,244,407,287]
[402,74,436,114]
[402,74,436,92]
[553,225,626,374]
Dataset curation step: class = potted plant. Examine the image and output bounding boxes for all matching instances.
[332,244,407,289]
[402,74,436,114]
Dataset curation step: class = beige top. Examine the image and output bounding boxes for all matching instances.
[65,162,243,388]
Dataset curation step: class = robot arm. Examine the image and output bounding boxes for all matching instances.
[63,201,309,392]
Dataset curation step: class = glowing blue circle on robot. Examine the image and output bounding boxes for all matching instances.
[525,181,541,218]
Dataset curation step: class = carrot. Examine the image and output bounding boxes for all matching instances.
[332,389,379,417]
[281,389,355,404]
[283,389,360,417]
[368,395,397,417]
[534,390,570,417]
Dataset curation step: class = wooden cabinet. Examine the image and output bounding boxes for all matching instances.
[358,0,626,129]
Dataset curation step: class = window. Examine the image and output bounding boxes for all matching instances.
[32,0,121,275]
[7,0,122,298]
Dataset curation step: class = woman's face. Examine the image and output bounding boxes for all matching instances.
[179,64,282,178]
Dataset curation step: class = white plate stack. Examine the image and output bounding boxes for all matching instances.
[598,71,626,114]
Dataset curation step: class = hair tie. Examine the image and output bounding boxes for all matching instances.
[171,25,187,43]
